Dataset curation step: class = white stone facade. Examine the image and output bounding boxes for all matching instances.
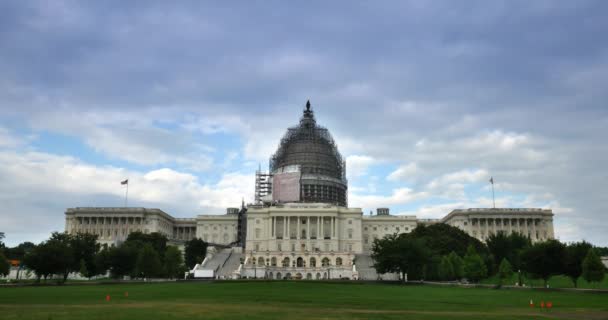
[440,208,555,242]
[65,206,555,279]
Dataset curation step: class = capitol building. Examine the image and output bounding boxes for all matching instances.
[65,102,555,280]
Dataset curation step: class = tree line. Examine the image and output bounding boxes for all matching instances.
[371,224,607,287]
[0,231,208,283]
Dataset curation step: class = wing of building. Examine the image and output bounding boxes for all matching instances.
[64,101,555,280]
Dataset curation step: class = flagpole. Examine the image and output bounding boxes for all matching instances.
[125,182,129,207]
[490,177,496,209]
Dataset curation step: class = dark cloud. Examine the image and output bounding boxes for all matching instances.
[1,1,608,245]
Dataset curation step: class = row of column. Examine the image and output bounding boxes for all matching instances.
[75,216,144,225]
[270,216,336,240]
[473,217,544,239]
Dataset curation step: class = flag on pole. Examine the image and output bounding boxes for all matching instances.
[121,179,128,185]
[489,177,494,184]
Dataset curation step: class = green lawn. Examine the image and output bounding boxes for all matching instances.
[0,281,607,320]
[480,273,608,289]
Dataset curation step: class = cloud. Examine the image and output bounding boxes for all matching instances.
[350,188,429,210]
[346,155,375,178]
[387,162,418,182]
[1,1,608,246]
[0,149,254,245]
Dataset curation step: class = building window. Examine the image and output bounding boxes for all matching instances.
[348,220,352,225]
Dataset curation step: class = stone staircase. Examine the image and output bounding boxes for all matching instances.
[217,250,243,279]
[354,254,400,281]
[195,248,232,277]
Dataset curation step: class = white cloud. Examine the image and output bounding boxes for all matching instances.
[0,149,254,245]
[346,155,375,178]
[350,188,428,210]
[387,162,418,182]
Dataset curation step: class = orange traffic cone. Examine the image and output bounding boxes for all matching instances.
[529,299,534,308]
[105,295,111,302]
[547,301,553,309]
[540,301,545,309]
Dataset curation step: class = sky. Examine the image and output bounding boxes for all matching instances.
[1,1,607,247]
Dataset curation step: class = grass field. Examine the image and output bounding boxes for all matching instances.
[1,281,607,320]
[480,274,608,289]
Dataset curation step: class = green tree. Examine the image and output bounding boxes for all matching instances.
[563,241,592,288]
[486,232,531,277]
[520,239,565,287]
[184,238,208,269]
[498,258,513,286]
[409,224,487,257]
[463,245,487,283]
[136,244,162,279]
[78,259,88,278]
[448,251,464,280]
[107,244,138,279]
[125,232,168,259]
[438,256,455,281]
[69,233,100,279]
[372,234,429,281]
[3,242,36,260]
[0,251,10,277]
[582,249,605,284]
[164,246,184,279]
[23,239,73,283]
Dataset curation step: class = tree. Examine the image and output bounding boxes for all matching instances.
[448,251,464,280]
[125,232,168,258]
[372,234,429,281]
[0,251,9,277]
[582,249,605,284]
[563,241,593,288]
[184,238,208,269]
[69,233,100,279]
[107,244,138,279]
[463,245,487,283]
[164,246,184,279]
[498,258,513,286]
[136,244,162,279]
[486,232,531,277]
[3,242,36,260]
[438,256,455,281]
[409,224,487,257]
[23,239,73,283]
[78,259,88,278]
[520,240,565,287]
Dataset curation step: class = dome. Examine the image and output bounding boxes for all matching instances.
[270,101,348,206]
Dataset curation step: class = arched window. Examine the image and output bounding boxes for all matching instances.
[310,257,316,267]
[322,257,330,267]
[282,257,290,267]
[297,257,305,267]
[336,257,343,266]
[271,257,277,266]
[258,257,265,266]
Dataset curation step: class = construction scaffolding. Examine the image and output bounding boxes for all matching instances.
[254,169,273,204]
[267,100,348,206]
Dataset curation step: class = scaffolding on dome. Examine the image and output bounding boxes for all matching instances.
[266,100,348,206]
[269,102,346,183]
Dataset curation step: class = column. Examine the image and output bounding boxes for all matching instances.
[283,216,287,239]
[330,217,334,239]
[307,217,310,240]
[297,216,300,240]
[317,216,321,240]
[287,216,290,239]
[321,217,325,239]
[273,217,277,238]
